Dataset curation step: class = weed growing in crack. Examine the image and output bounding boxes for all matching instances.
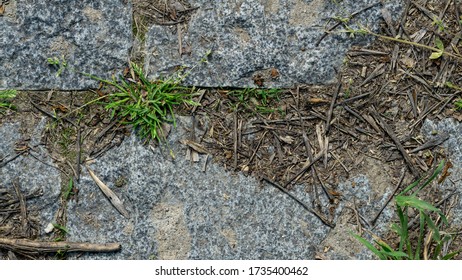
[352,161,461,260]
[0,89,17,112]
[46,51,212,143]
[52,223,69,242]
[228,88,281,115]
[446,82,462,110]
[455,99,462,110]
[85,63,200,143]
[63,177,75,201]
[432,16,446,33]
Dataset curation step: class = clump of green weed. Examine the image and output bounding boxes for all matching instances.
[47,56,68,77]
[46,51,210,144]
[455,100,462,110]
[432,16,446,32]
[228,88,281,114]
[445,82,462,110]
[63,177,75,201]
[0,89,17,112]
[353,161,461,260]
[86,63,199,142]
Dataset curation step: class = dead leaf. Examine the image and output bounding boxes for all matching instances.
[252,74,264,87]
[438,160,453,184]
[270,68,279,78]
[179,139,210,154]
[306,98,329,104]
[400,57,416,68]
[241,165,250,175]
[224,150,233,159]
[191,150,199,162]
[425,155,434,167]
[328,189,342,197]
[86,165,130,218]
[123,67,130,77]
[53,103,69,113]
[159,122,171,139]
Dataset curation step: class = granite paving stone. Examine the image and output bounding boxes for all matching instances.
[144,0,404,88]
[0,117,61,237]
[66,116,332,259]
[0,0,132,90]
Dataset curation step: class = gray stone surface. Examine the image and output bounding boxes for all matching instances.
[0,0,132,90]
[65,116,406,260]
[66,116,332,259]
[144,0,404,88]
[0,117,61,236]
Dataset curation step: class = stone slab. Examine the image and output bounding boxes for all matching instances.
[66,116,332,259]
[65,115,407,260]
[0,117,61,237]
[0,0,132,90]
[144,0,404,88]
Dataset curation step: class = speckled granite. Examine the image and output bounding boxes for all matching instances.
[0,0,132,90]
[144,0,404,88]
[64,115,409,260]
[0,118,61,236]
[66,116,331,259]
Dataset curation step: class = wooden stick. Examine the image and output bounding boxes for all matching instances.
[233,111,238,169]
[326,79,341,134]
[30,100,77,127]
[76,124,82,182]
[370,169,406,225]
[262,177,335,228]
[0,238,120,253]
[13,178,29,236]
[315,2,382,46]
[284,151,324,188]
[371,110,420,178]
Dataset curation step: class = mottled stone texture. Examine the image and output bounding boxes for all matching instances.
[0,0,132,90]
[0,118,61,236]
[66,117,331,260]
[65,116,409,260]
[144,0,403,88]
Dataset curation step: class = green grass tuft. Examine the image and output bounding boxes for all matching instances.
[227,88,281,114]
[85,63,199,142]
[455,99,462,110]
[352,161,461,260]
[0,89,17,112]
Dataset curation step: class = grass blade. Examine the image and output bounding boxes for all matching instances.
[351,232,387,260]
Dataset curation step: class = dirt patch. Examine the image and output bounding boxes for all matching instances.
[151,203,192,259]
[261,0,280,16]
[0,0,18,23]
[133,0,193,26]
[82,6,103,22]
[316,208,371,260]
[289,0,324,26]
